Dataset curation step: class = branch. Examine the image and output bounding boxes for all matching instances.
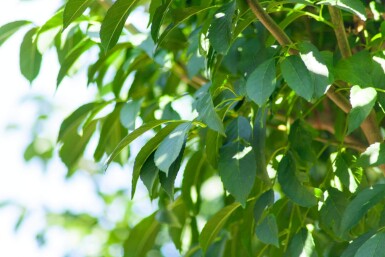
[246,0,385,173]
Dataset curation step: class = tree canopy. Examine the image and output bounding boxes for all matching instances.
[2,0,385,256]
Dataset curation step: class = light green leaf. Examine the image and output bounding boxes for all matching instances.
[132,122,184,198]
[246,58,277,106]
[354,232,385,257]
[347,85,377,134]
[159,143,185,198]
[195,93,225,135]
[285,228,318,257]
[63,0,94,30]
[298,42,331,98]
[105,120,182,169]
[208,1,235,54]
[57,38,95,86]
[100,0,140,51]
[19,28,42,83]
[0,20,31,47]
[340,184,385,235]
[218,142,256,206]
[199,202,241,253]
[278,154,318,207]
[255,214,279,247]
[154,122,191,174]
[318,0,366,21]
[357,142,385,168]
[123,213,161,257]
[120,99,143,130]
[281,55,313,101]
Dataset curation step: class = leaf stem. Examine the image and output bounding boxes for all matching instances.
[327,6,351,58]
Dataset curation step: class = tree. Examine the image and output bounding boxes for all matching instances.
[2,0,385,256]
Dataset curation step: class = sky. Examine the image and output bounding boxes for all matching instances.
[0,1,168,256]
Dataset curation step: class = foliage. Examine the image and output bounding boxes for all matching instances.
[2,0,385,256]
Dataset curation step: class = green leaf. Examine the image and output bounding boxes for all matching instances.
[319,188,349,235]
[150,0,173,42]
[57,38,95,86]
[347,85,377,134]
[58,101,106,141]
[285,228,318,257]
[281,55,313,101]
[332,152,361,193]
[100,0,140,51]
[255,214,279,247]
[63,0,94,30]
[225,116,252,144]
[59,119,97,171]
[218,142,256,206]
[154,122,191,174]
[19,28,42,83]
[277,154,318,207]
[199,202,241,253]
[208,1,235,54]
[298,42,331,98]
[159,143,185,198]
[318,0,366,20]
[246,58,277,106]
[341,231,377,257]
[340,184,385,235]
[254,190,274,223]
[123,212,161,257]
[354,232,385,257]
[195,93,225,135]
[105,120,182,169]
[157,6,217,48]
[120,99,143,130]
[139,152,159,196]
[0,20,31,47]
[132,122,184,198]
[357,142,385,168]
[334,51,374,87]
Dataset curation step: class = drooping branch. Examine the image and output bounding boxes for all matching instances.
[246,0,384,173]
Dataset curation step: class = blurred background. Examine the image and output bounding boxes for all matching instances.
[0,1,176,256]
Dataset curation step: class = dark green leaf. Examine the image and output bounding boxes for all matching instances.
[63,0,94,30]
[123,213,161,257]
[340,184,385,235]
[208,1,235,54]
[225,116,252,144]
[277,154,318,207]
[218,142,256,206]
[19,28,42,83]
[246,58,276,106]
[100,0,140,51]
[281,55,313,101]
[254,190,274,223]
[132,122,184,198]
[256,214,279,247]
[285,228,318,257]
[340,231,377,257]
[199,202,241,253]
[357,142,385,168]
[139,152,159,195]
[154,122,191,174]
[0,20,31,47]
[332,152,361,193]
[151,0,173,42]
[347,86,377,134]
[354,232,385,257]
